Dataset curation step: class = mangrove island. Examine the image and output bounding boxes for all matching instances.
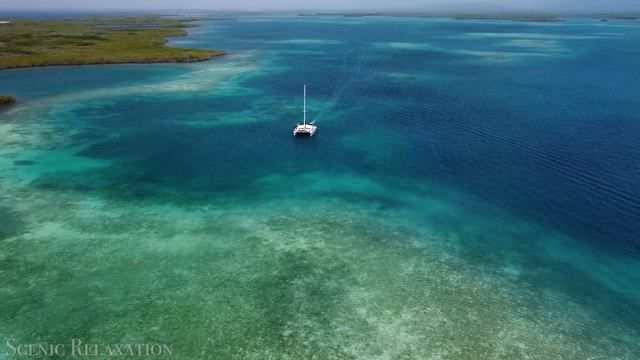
[0,96,16,107]
[0,16,226,70]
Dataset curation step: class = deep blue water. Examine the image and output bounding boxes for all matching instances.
[204,17,640,255]
[1,15,639,358]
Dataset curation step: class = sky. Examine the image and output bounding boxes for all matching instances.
[1,0,639,13]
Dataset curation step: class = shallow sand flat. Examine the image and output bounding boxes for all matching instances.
[1,158,639,358]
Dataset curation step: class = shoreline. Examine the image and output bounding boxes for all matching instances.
[0,51,228,72]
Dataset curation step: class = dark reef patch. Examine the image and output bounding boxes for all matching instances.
[13,160,36,166]
[0,206,25,240]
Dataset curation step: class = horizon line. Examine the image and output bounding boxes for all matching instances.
[1,7,640,16]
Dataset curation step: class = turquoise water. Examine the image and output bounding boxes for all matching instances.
[1,15,640,359]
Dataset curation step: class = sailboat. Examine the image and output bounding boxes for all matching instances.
[293,84,317,136]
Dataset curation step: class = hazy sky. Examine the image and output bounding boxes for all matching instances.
[1,0,639,13]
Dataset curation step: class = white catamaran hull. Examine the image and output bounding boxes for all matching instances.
[293,124,317,136]
[293,84,317,136]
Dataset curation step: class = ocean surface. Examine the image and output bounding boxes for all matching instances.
[1,15,639,359]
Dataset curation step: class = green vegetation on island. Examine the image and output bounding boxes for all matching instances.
[0,95,16,107]
[0,16,226,70]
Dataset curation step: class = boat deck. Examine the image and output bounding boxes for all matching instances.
[293,124,317,136]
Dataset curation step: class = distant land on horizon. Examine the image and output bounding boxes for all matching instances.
[1,8,640,17]
[297,11,640,22]
[1,12,638,24]
[297,12,562,22]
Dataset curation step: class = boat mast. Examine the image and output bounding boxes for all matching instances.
[303,84,307,126]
